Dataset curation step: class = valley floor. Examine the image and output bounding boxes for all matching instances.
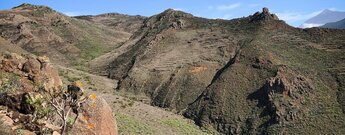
[56,65,214,135]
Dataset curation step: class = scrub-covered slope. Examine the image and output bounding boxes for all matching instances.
[0,3,140,67]
[107,8,345,134]
[185,9,345,135]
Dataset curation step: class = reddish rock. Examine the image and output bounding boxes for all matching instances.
[22,57,41,74]
[71,96,118,135]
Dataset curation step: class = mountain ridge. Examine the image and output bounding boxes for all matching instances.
[301,9,345,28]
[322,18,345,29]
[1,4,345,135]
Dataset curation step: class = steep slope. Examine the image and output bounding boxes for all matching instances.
[76,14,146,75]
[105,7,345,134]
[300,9,345,28]
[74,13,146,34]
[0,3,135,67]
[322,18,345,29]
[0,37,28,54]
[106,8,284,111]
[185,9,345,135]
[107,8,256,111]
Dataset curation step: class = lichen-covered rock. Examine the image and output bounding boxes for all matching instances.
[0,53,62,91]
[0,53,64,134]
[71,95,118,135]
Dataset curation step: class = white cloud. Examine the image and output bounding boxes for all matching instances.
[221,14,233,19]
[276,10,322,23]
[329,8,337,11]
[172,8,183,11]
[211,14,233,20]
[216,3,241,11]
[300,23,323,28]
[62,11,83,16]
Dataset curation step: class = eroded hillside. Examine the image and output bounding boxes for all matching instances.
[1,3,345,135]
[106,8,345,134]
[0,3,143,67]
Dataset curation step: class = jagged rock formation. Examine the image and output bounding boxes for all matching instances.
[0,52,63,134]
[250,8,279,22]
[264,66,314,124]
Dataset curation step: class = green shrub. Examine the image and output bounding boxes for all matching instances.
[0,73,21,93]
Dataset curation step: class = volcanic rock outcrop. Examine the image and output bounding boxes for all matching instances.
[0,52,118,134]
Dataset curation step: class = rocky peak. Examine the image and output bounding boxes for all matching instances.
[144,8,192,29]
[320,9,333,14]
[250,7,279,22]
[159,8,193,19]
[12,3,54,13]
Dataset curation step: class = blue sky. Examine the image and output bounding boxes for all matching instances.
[0,0,344,26]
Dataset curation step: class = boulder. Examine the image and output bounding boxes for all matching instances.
[71,95,118,135]
[22,57,41,74]
[0,53,63,134]
[0,114,14,134]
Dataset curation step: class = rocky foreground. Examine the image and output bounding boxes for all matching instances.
[0,52,117,135]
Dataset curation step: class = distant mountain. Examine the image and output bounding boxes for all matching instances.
[300,9,345,28]
[321,18,345,29]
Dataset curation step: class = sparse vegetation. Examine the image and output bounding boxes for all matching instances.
[0,73,21,93]
[115,112,156,135]
[1,3,345,135]
[161,118,214,135]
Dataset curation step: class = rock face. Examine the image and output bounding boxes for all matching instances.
[71,95,118,135]
[0,52,62,91]
[251,8,279,22]
[0,53,118,134]
[263,66,314,124]
[0,52,63,134]
[184,64,314,134]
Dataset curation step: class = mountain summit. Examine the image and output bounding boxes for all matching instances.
[300,9,345,28]
[250,7,279,22]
